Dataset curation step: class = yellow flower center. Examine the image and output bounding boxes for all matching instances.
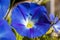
[26,21,34,28]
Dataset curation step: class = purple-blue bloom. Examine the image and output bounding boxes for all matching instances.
[0,19,16,40]
[0,0,10,19]
[49,13,55,22]
[53,20,60,33]
[49,13,60,33]
[11,2,51,38]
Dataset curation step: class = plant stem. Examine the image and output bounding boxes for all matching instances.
[4,0,15,20]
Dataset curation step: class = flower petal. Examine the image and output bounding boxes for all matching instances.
[49,13,55,22]
[0,19,16,40]
[54,17,59,23]
[53,21,60,33]
[0,0,10,19]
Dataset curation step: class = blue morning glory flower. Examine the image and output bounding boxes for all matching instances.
[0,0,10,19]
[0,19,16,40]
[49,13,60,33]
[11,2,51,38]
[49,13,59,23]
[53,21,60,33]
